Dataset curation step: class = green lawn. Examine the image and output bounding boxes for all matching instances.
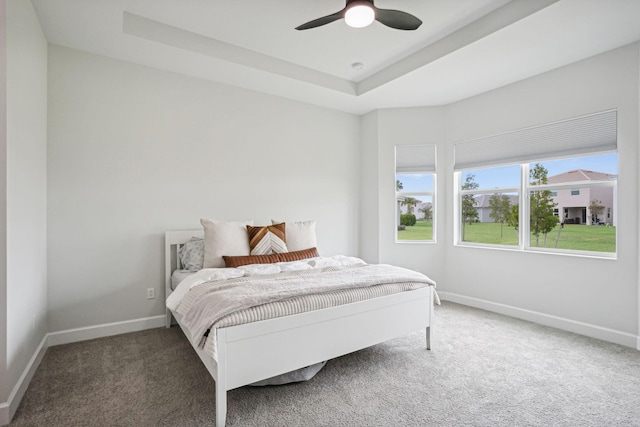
[461,222,616,253]
[399,221,616,253]
[397,220,433,241]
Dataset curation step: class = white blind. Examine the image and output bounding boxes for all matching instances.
[454,110,617,170]
[396,144,436,173]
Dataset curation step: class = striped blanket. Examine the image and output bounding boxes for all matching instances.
[175,264,437,359]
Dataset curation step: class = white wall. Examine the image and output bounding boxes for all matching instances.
[637,41,640,351]
[444,43,639,343]
[2,0,48,420]
[359,110,380,264]
[0,0,8,408]
[365,43,640,347]
[47,45,360,332]
[360,107,447,282]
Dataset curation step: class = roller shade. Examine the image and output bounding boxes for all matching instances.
[396,144,436,173]
[454,110,617,170]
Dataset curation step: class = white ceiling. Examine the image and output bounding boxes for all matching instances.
[31,0,640,115]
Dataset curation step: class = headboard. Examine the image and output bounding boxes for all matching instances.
[165,230,203,327]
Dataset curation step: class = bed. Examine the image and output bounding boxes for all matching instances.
[165,226,436,427]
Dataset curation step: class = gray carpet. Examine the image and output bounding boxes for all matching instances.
[10,302,640,426]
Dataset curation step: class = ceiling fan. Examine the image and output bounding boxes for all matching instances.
[295,0,422,31]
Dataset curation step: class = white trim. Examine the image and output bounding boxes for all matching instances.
[48,315,166,347]
[0,334,48,426]
[439,291,638,349]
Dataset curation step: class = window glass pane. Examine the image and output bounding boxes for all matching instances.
[397,195,433,241]
[532,153,618,182]
[460,192,519,246]
[396,173,433,192]
[530,188,615,252]
[528,154,616,253]
[462,164,520,189]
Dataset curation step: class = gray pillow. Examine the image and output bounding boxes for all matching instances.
[179,237,204,271]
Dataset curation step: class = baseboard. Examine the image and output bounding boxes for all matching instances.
[47,315,166,347]
[0,333,48,426]
[0,314,166,426]
[439,291,639,349]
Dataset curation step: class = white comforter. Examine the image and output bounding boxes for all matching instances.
[167,256,438,359]
[166,255,367,312]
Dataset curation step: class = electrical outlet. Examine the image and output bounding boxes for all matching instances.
[147,288,155,299]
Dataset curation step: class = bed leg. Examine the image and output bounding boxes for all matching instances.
[216,383,227,427]
[216,329,228,427]
[165,310,172,328]
[426,326,431,350]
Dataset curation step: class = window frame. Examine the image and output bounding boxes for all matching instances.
[395,172,436,244]
[394,143,437,244]
[455,159,617,258]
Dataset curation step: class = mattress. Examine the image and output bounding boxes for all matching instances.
[171,269,194,291]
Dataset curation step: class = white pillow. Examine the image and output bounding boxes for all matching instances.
[201,218,253,268]
[271,219,317,252]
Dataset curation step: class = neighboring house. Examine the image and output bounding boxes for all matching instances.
[398,198,432,219]
[547,169,617,225]
[474,169,617,226]
[474,194,519,223]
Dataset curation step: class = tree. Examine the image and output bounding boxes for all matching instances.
[396,180,403,191]
[420,205,432,222]
[489,193,512,238]
[461,174,479,241]
[589,199,605,224]
[401,196,419,215]
[507,203,519,233]
[530,163,558,246]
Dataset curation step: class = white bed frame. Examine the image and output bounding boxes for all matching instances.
[165,230,434,427]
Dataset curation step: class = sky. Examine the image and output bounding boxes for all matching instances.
[396,173,433,194]
[462,153,617,189]
[396,153,617,193]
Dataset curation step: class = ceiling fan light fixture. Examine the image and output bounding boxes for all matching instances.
[345,3,375,28]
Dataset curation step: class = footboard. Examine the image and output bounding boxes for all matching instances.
[214,286,433,426]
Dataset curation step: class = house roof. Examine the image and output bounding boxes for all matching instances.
[547,169,617,184]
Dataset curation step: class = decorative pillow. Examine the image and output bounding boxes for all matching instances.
[272,220,317,252]
[223,247,319,268]
[247,223,288,255]
[277,247,319,263]
[178,237,204,271]
[201,218,253,268]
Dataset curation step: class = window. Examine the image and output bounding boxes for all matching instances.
[459,165,520,247]
[395,144,436,242]
[454,110,617,256]
[527,154,617,252]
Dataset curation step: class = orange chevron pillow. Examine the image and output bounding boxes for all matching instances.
[247,223,288,255]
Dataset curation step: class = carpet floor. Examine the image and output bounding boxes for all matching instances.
[10,302,640,426]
